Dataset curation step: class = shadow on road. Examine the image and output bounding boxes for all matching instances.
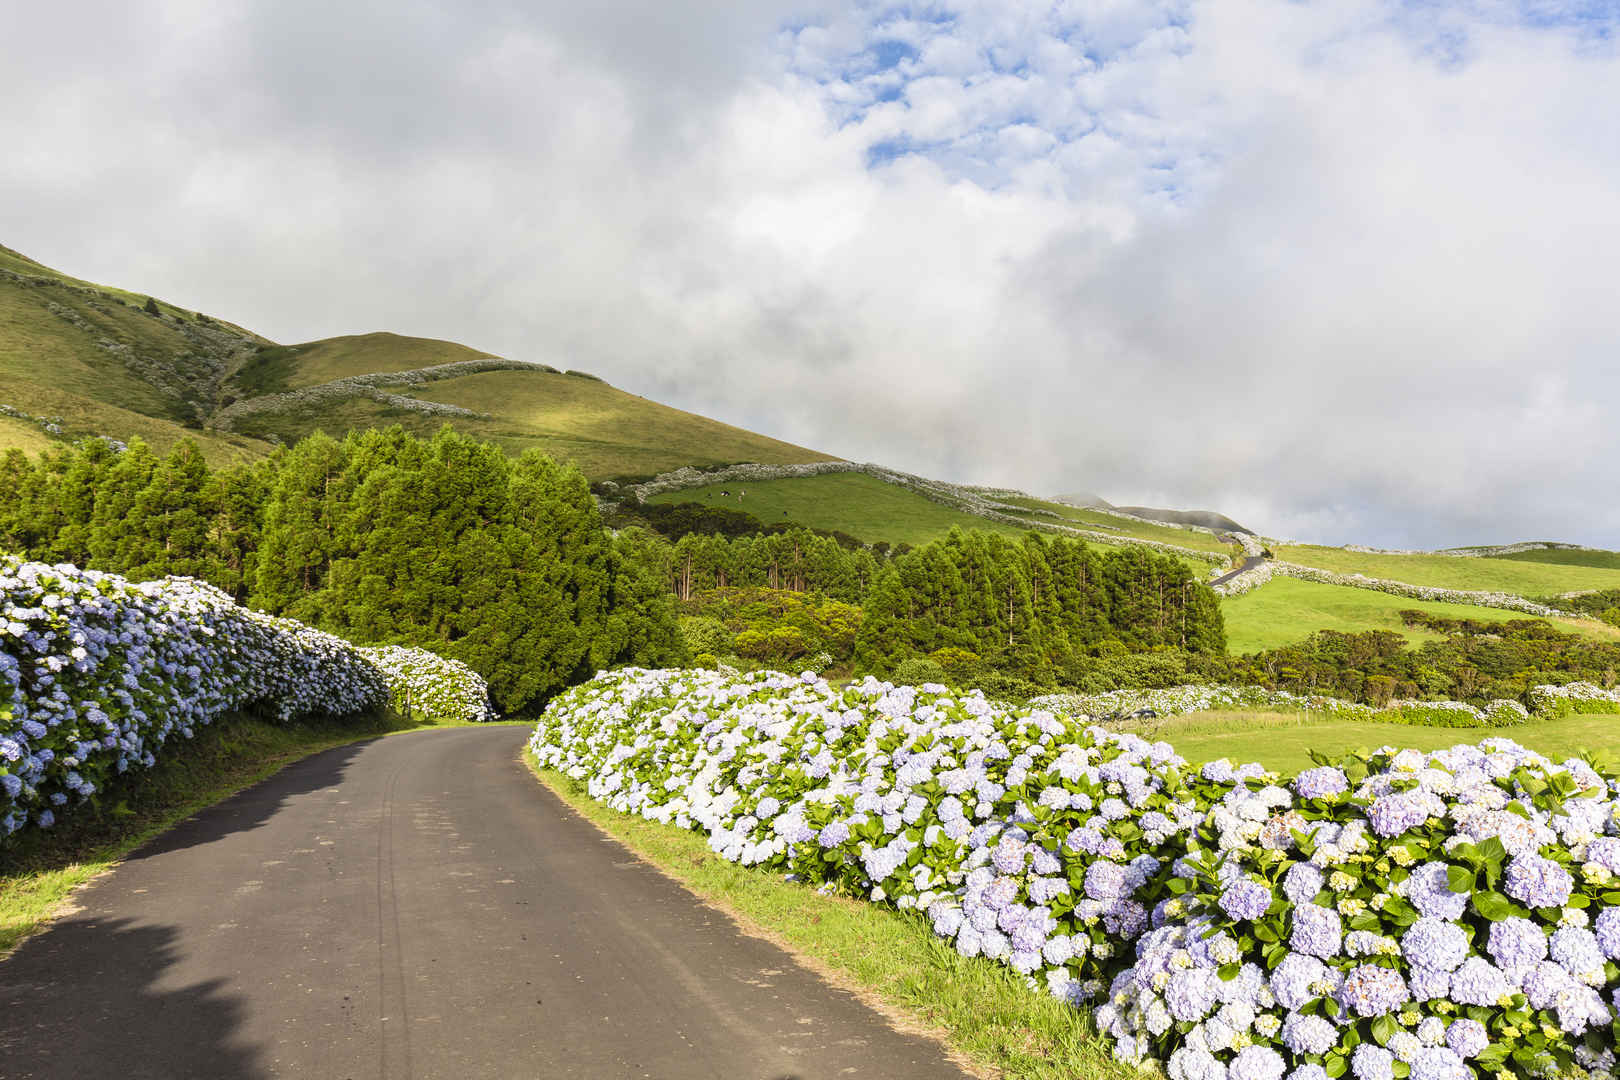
[124,738,378,864]
[0,917,266,1079]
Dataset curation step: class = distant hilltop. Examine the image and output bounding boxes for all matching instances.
[1052,493,1254,537]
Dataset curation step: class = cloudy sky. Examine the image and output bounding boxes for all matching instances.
[3,0,1617,548]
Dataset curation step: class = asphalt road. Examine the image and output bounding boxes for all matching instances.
[0,727,974,1080]
[1208,556,1266,588]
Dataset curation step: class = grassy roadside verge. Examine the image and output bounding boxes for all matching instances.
[0,710,528,957]
[525,753,1134,1080]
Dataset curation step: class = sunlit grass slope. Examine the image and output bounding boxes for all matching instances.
[234,331,501,394]
[647,472,1038,546]
[1220,575,1620,654]
[1275,543,1620,596]
[1,249,276,463]
[1,245,834,476]
[231,362,838,479]
[1118,709,1620,776]
[1496,547,1620,573]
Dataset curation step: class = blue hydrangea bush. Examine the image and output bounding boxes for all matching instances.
[1,556,388,837]
[530,667,1620,1080]
[359,645,498,725]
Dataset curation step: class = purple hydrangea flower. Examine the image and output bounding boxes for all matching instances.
[1406,862,1468,920]
[1401,917,1469,972]
[1270,953,1329,1010]
[1085,860,1130,902]
[1487,916,1548,970]
[1503,854,1573,909]
[1595,907,1620,960]
[1338,964,1409,1017]
[1229,1045,1285,1080]
[817,820,850,848]
[1587,837,1620,872]
[1351,1044,1395,1080]
[1281,1011,1337,1056]
[1445,1018,1487,1059]
[1294,766,1349,800]
[1290,903,1342,959]
[1409,1047,1469,1080]
[1549,926,1604,981]
[1448,957,1511,1007]
[1367,791,1434,837]
[1164,968,1220,1022]
[1283,862,1324,906]
[1220,879,1272,922]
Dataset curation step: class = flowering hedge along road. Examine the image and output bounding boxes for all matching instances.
[530,668,1620,1080]
[359,645,499,725]
[1,556,496,840]
[1030,681,1620,729]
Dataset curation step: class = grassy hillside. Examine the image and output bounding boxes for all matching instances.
[644,473,1231,566]
[997,495,1233,556]
[1274,543,1620,597]
[1,247,277,464]
[232,332,501,395]
[226,355,837,478]
[1497,547,1620,573]
[0,244,835,477]
[1221,575,1620,654]
[646,472,1034,546]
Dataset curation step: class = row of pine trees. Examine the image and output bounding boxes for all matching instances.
[0,427,1225,706]
[0,429,682,712]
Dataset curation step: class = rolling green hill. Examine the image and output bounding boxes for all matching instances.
[0,244,835,476]
[1273,543,1620,597]
[7,240,1615,660]
[1220,575,1620,654]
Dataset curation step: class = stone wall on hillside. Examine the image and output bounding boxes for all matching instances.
[622,461,1230,565]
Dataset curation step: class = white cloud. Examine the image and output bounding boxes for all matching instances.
[1,0,1616,548]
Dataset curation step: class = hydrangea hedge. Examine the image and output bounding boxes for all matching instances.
[359,645,499,725]
[1029,682,1620,729]
[1,556,495,840]
[530,668,1620,1080]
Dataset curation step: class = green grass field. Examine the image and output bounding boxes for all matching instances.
[1119,709,1620,775]
[1219,575,1620,653]
[997,495,1234,556]
[647,472,1041,546]
[1497,547,1620,572]
[1275,543,1620,597]
[267,331,501,389]
[1,245,836,477]
[231,362,838,480]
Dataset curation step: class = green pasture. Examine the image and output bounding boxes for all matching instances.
[997,495,1233,556]
[1220,575,1620,654]
[1275,543,1620,597]
[647,472,1041,546]
[1116,708,1620,776]
[1497,547,1620,572]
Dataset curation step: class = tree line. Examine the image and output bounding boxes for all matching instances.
[0,430,682,712]
[1216,612,1620,706]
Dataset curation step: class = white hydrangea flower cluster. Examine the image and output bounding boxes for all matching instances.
[1032,684,1545,729]
[531,667,1620,1080]
[1,555,388,837]
[359,645,498,725]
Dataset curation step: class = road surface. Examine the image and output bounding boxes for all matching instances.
[0,726,975,1080]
